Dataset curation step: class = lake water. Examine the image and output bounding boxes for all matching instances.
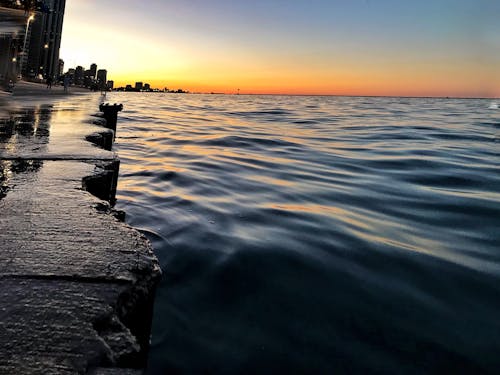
[109,93,500,374]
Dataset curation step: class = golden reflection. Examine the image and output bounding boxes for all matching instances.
[122,161,185,174]
[118,180,197,203]
[248,175,294,187]
[215,150,295,166]
[5,132,19,155]
[32,105,41,136]
[264,203,371,229]
[266,202,444,257]
[353,228,439,257]
[117,184,165,199]
[137,141,298,167]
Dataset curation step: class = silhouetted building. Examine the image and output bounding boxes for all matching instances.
[83,69,93,87]
[107,80,114,90]
[66,67,75,83]
[144,83,150,91]
[96,69,107,89]
[90,63,97,80]
[135,82,143,91]
[125,84,133,91]
[74,65,83,85]
[24,0,67,79]
[58,58,64,77]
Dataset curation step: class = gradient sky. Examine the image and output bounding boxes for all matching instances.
[60,0,500,97]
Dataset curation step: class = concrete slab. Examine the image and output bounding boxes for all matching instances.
[0,94,160,373]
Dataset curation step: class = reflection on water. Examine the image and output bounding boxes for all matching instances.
[111,94,500,373]
[0,104,52,136]
[0,104,52,199]
[0,160,8,199]
[0,105,52,140]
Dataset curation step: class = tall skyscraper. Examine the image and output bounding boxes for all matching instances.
[96,69,107,89]
[58,59,64,77]
[83,69,92,87]
[90,63,97,80]
[24,0,66,80]
[74,66,84,85]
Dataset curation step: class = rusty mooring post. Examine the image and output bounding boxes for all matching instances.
[99,103,123,136]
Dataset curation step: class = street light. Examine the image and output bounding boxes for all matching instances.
[42,43,49,80]
[21,14,35,79]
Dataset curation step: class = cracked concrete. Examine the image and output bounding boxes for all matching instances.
[0,94,160,374]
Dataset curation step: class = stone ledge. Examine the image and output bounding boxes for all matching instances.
[0,100,161,373]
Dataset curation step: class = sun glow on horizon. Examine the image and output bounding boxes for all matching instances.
[60,0,500,98]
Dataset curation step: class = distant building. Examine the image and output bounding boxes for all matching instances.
[83,69,93,87]
[144,83,151,91]
[96,69,107,89]
[67,68,75,83]
[74,66,83,85]
[107,80,114,90]
[125,84,133,91]
[90,63,97,80]
[58,59,64,77]
[135,82,143,91]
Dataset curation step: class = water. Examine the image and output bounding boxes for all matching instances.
[110,93,500,374]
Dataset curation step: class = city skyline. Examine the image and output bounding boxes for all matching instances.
[62,62,112,90]
[58,1,498,97]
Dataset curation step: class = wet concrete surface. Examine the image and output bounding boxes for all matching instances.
[0,94,160,374]
[11,81,93,97]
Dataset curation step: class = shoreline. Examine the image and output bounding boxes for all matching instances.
[11,80,93,97]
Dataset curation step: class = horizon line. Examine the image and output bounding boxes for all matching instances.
[114,90,499,100]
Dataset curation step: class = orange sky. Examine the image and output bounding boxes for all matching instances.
[60,1,500,97]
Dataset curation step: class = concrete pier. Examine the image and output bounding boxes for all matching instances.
[0,93,161,374]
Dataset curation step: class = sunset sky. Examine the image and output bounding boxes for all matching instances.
[60,0,500,97]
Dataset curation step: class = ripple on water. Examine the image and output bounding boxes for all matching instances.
[112,94,500,373]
